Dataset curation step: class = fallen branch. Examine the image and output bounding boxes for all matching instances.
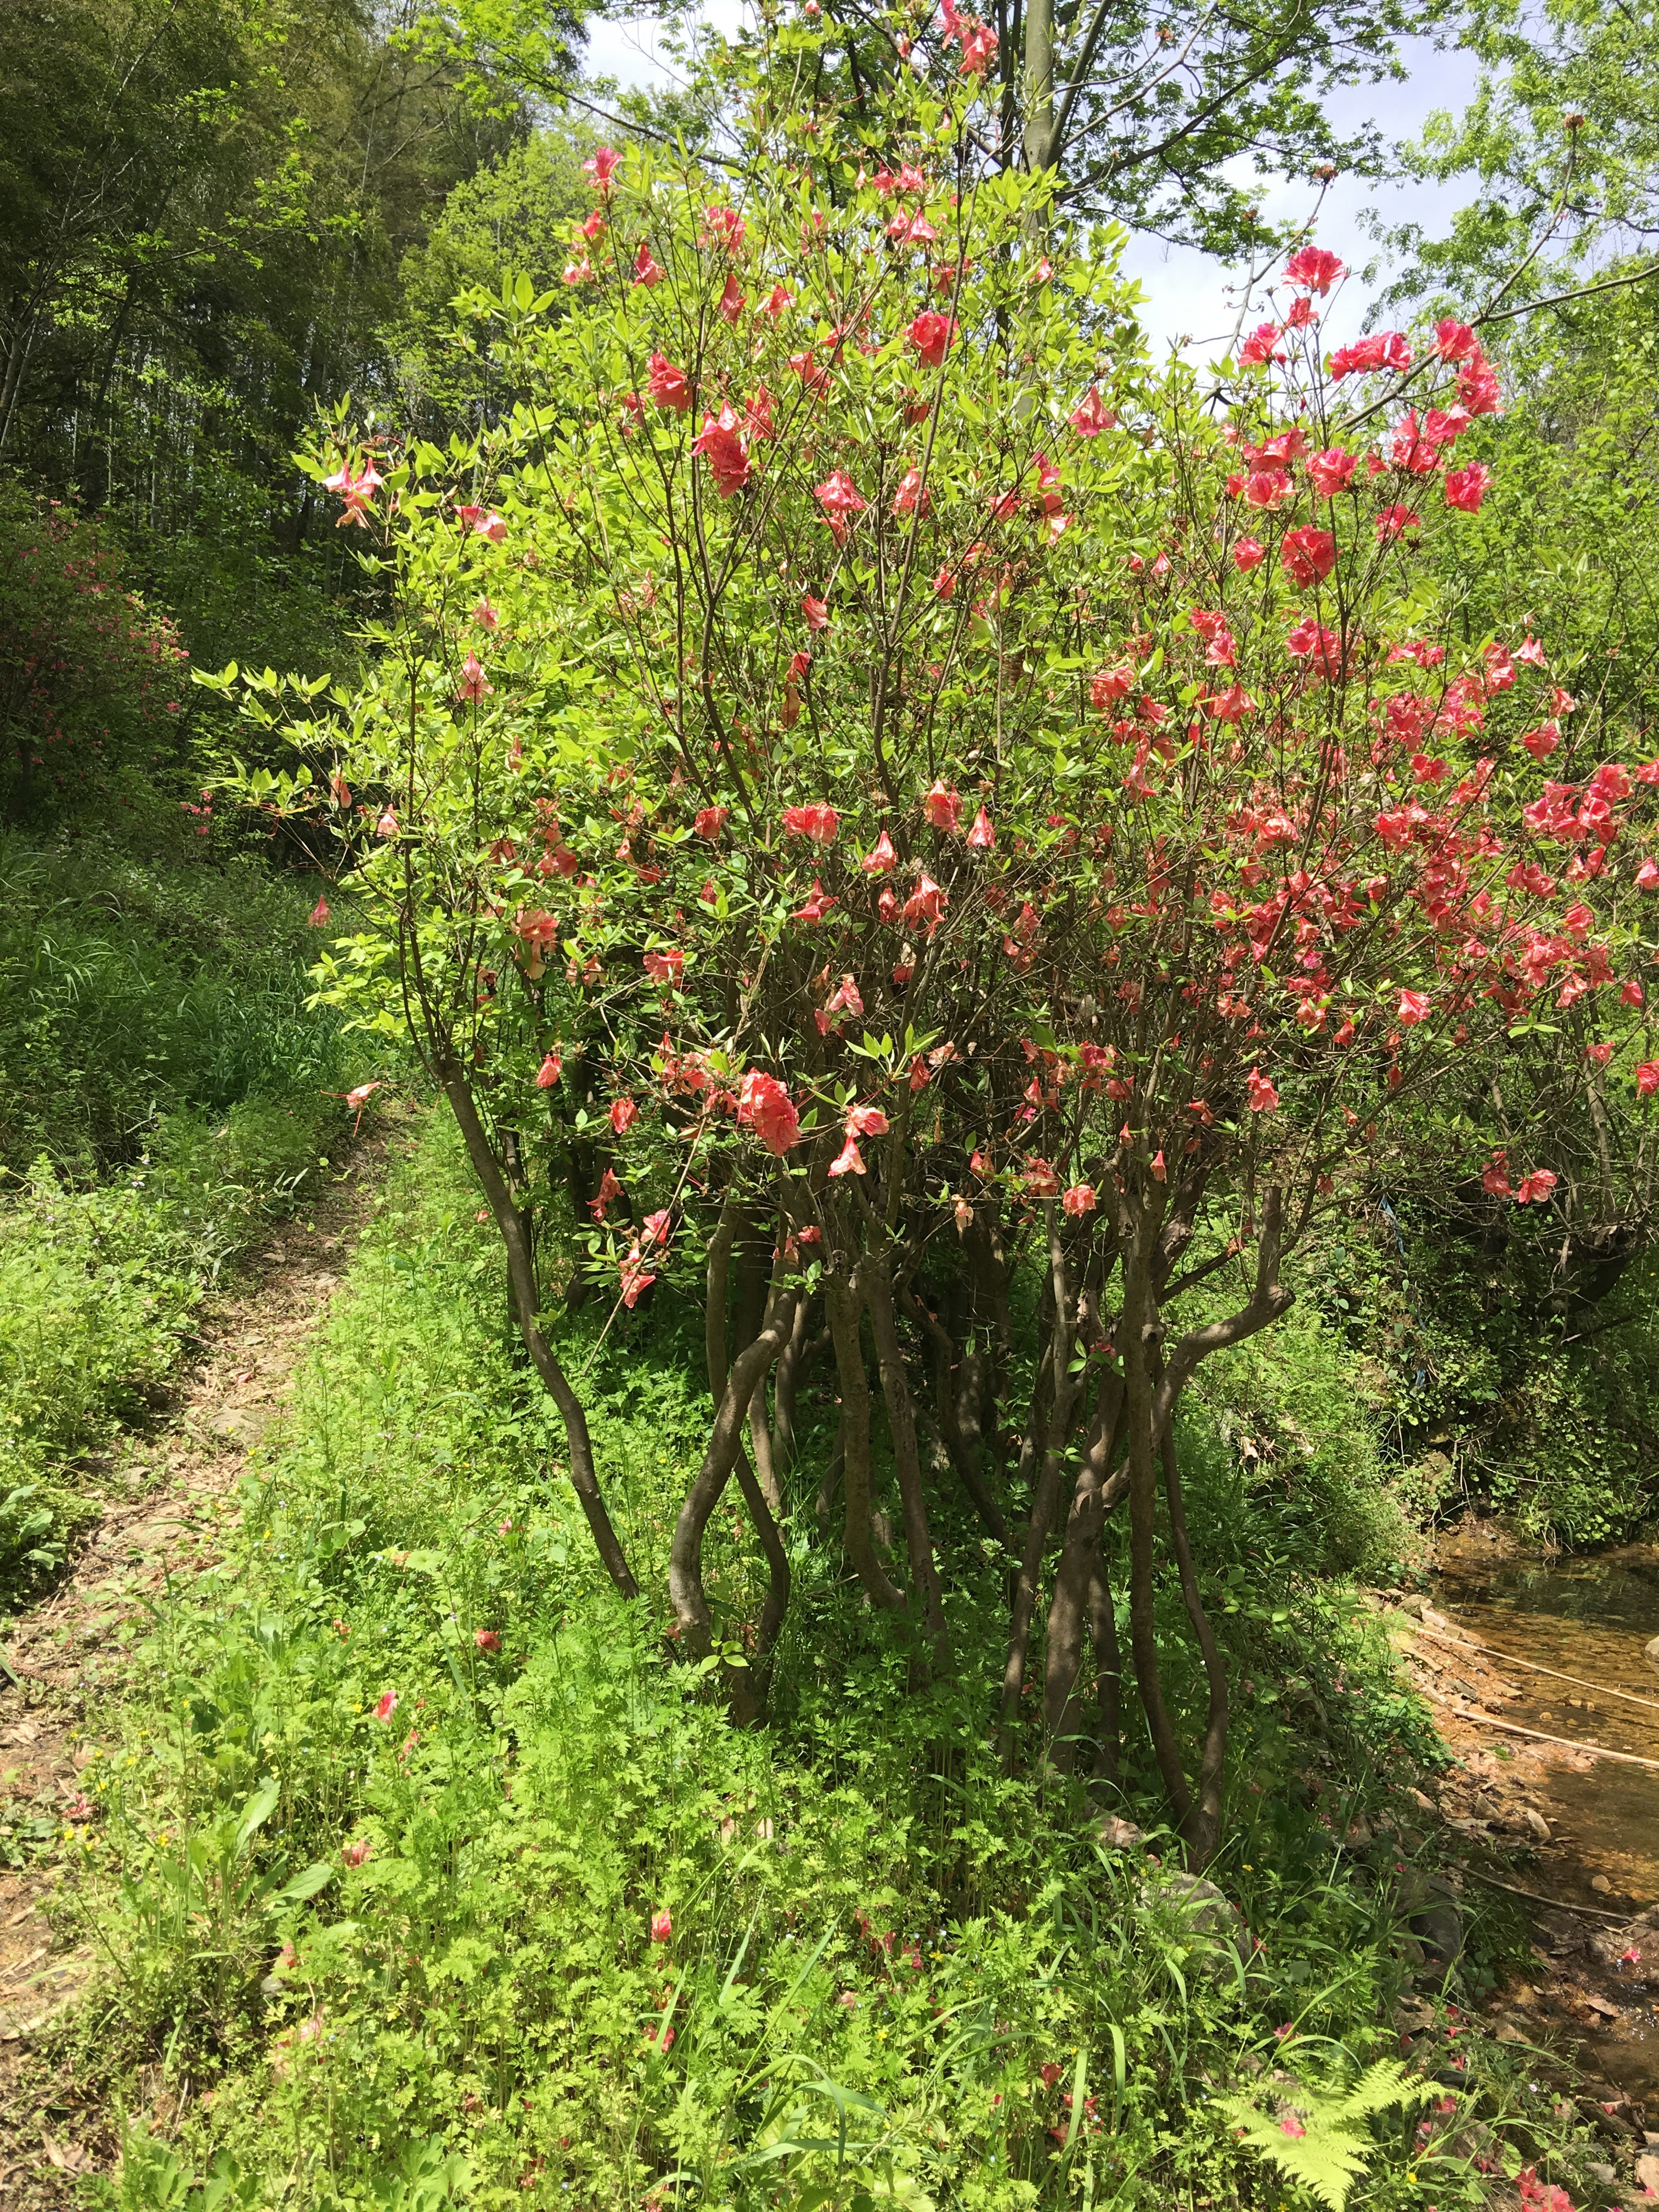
[1409,1619,1659,1718]
[1417,1680,1659,1770]
[1457,1867,1630,1923]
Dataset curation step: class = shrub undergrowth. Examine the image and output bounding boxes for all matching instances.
[58,1113,1607,2212]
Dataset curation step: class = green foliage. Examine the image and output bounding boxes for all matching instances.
[1187,1299,1416,1580]
[0,482,191,825]
[1303,1199,1659,1547]
[393,127,597,427]
[0,0,529,753]
[0,1160,199,1476]
[59,1110,1605,2208]
[0,838,348,1177]
[0,1479,101,1594]
[1217,2057,1432,2209]
[0,834,364,1599]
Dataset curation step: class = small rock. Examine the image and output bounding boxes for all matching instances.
[1644,1636,1659,1679]
[1585,2162,1617,2187]
[1098,1816,1145,1850]
[1522,1807,1552,1842]
[1590,1874,1613,1895]
[1409,1787,1437,1815]
[1144,1869,1245,1940]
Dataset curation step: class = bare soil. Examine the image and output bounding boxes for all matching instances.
[0,1128,393,2205]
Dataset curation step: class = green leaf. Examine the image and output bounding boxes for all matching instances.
[269,1861,335,1906]
[235,1778,280,1851]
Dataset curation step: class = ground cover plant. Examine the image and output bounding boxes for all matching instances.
[65,1113,1611,2210]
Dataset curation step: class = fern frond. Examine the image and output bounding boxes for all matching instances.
[1216,2057,1431,2211]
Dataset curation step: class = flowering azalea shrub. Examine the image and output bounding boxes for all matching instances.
[0,482,192,824]
[222,20,1659,1860]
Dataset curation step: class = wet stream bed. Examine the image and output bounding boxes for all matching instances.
[1414,1541,1659,2121]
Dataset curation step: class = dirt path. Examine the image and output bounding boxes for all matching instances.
[0,1131,393,2202]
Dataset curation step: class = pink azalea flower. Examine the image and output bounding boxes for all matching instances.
[862,828,898,873]
[692,407,751,498]
[588,1166,624,1221]
[1375,503,1421,544]
[1307,448,1357,498]
[1284,244,1345,292]
[903,872,946,929]
[1445,463,1490,513]
[1435,318,1476,362]
[374,1690,398,1722]
[535,1052,563,1089]
[814,470,867,537]
[782,801,839,843]
[892,466,931,517]
[1280,527,1336,586]
[828,1135,866,1177]
[737,1071,801,1154]
[1069,386,1115,437]
[922,780,962,832]
[906,312,957,366]
[647,353,692,411]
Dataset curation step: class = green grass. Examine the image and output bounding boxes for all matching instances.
[53,1113,1611,2212]
[0,836,349,1180]
[0,834,366,1598]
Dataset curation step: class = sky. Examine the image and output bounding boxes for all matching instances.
[1113,42,1485,362]
[582,9,1485,360]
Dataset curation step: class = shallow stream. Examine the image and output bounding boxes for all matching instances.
[1432,1543,1659,2101]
